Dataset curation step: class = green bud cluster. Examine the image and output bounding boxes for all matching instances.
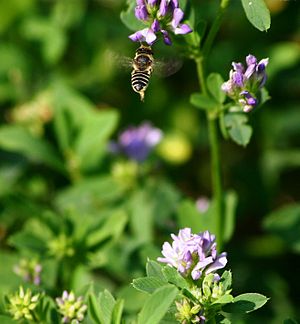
[6,286,40,321]
[48,233,75,259]
[175,273,233,323]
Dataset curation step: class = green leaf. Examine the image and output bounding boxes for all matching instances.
[267,42,300,79]
[132,277,167,294]
[162,266,189,289]
[176,199,217,235]
[8,232,48,254]
[22,18,67,64]
[111,299,124,324]
[88,292,102,324]
[55,176,124,214]
[207,73,225,104]
[223,293,269,314]
[146,260,165,280]
[0,125,65,172]
[263,203,300,252]
[137,285,178,324]
[283,319,299,324]
[241,0,270,32]
[97,290,116,324]
[0,316,16,324]
[74,109,119,172]
[86,210,127,248]
[190,93,218,111]
[120,0,146,32]
[221,271,232,292]
[223,191,238,243]
[224,113,253,146]
[213,294,234,305]
[128,190,155,243]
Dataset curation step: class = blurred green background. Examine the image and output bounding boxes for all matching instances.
[0,0,300,323]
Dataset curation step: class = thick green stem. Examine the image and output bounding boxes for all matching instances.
[195,58,223,248]
[207,114,223,248]
[193,0,230,249]
[203,0,230,57]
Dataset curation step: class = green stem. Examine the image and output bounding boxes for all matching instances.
[203,0,230,57]
[195,57,223,248]
[193,0,231,249]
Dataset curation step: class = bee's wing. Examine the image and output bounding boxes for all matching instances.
[153,58,183,77]
[111,51,133,71]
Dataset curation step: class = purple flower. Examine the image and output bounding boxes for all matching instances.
[135,4,149,21]
[13,259,42,286]
[239,90,257,112]
[171,8,193,35]
[222,54,269,112]
[128,0,192,46]
[196,197,210,213]
[157,228,227,280]
[109,122,163,162]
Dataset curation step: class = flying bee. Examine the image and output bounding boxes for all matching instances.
[131,44,154,102]
[116,44,182,101]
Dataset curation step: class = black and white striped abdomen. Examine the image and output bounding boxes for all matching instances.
[131,70,151,93]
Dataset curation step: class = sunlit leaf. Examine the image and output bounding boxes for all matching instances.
[224,293,269,313]
[137,285,178,324]
[241,0,271,32]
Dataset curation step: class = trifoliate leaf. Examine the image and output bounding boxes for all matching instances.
[223,293,269,313]
[224,113,253,146]
[241,0,271,32]
[132,276,167,294]
[190,93,218,110]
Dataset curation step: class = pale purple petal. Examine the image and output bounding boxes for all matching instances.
[171,8,184,29]
[145,28,157,45]
[148,0,157,6]
[135,5,148,21]
[159,0,168,16]
[174,23,192,35]
[244,64,256,79]
[205,252,227,274]
[246,54,257,66]
[231,71,244,87]
[129,28,148,42]
[221,80,233,93]
[232,62,244,73]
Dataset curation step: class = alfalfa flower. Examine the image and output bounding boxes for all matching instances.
[56,291,87,323]
[221,54,269,112]
[129,0,192,45]
[6,286,40,321]
[157,228,227,280]
[109,122,163,162]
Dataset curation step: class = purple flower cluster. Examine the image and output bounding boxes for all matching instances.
[129,0,192,45]
[109,122,163,162]
[221,54,269,112]
[157,228,227,280]
[13,259,42,286]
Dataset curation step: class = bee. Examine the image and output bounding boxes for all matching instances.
[131,44,154,102]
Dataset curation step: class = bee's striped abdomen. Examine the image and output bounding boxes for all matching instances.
[131,70,152,101]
